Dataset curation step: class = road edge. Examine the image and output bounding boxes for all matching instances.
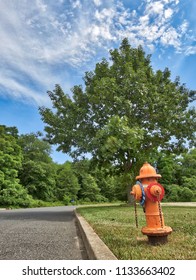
[74,210,118,260]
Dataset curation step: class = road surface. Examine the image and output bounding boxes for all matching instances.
[0,206,88,260]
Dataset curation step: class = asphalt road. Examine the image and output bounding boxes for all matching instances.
[0,206,88,260]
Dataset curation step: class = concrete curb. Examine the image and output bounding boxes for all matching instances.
[75,210,118,260]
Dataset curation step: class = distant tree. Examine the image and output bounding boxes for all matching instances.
[181,176,196,191]
[179,149,196,179]
[39,38,195,182]
[72,159,91,184]
[0,125,31,206]
[72,159,126,202]
[20,160,56,201]
[18,132,52,163]
[177,149,196,201]
[156,150,196,201]
[18,133,56,201]
[78,174,102,202]
[164,184,181,202]
[55,162,80,202]
[0,125,19,138]
[180,187,194,202]
[91,167,115,201]
[156,153,178,185]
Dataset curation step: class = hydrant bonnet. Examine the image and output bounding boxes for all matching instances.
[136,162,161,179]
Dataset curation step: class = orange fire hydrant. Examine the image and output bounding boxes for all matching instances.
[131,162,172,244]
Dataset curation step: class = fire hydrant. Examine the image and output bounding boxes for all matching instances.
[131,162,172,244]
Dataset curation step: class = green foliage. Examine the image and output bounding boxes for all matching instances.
[18,133,56,201]
[79,173,101,202]
[63,194,71,205]
[180,187,194,202]
[164,184,182,202]
[164,184,195,202]
[181,176,196,190]
[0,125,31,207]
[93,169,118,202]
[1,122,195,207]
[93,115,144,170]
[156,149,196,202]
[55,162,80,201]
[18,132,52,163]
[179,148,196,179]
[20,160,56,201]
[39,38,195,179]
[0,185,32,207]
[157,153,177,185]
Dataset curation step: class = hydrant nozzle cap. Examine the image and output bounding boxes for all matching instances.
[136,162,162,179]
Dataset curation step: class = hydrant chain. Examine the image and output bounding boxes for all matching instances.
[158,198,163,228]
[134,200,138,228]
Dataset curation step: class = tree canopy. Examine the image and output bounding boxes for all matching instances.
[39,38,195,177]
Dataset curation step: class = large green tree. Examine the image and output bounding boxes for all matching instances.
[39,38,195,179]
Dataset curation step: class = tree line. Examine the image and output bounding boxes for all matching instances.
[0,124,195,208]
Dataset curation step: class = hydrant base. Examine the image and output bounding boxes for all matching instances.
[147,235,168,245]
[142,226,172,245]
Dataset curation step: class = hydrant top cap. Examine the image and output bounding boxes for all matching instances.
[136,162,162,179]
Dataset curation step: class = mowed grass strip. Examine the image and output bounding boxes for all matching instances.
[77,205,196,260]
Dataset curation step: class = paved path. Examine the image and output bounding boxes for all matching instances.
[0,206,88,260]
[161,202,196,207]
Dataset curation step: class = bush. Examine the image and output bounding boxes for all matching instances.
[0,185,32,207]
[181,176,196,190]
[164,184,181,202]
[163,184,195,202]
[63,195,71,205]
[179,187,194,202]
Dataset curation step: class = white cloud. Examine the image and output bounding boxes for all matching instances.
[0,74,50,105]
[164,8,173,19]
[139,15,149,24]
[160,27,180,48]
[95,8,115,21]
[0,0,195,105]
[36,0,47,12]
[185,46,196,56]
[180,20,188,34]
[93,0,102,6]
[146,1,164,15]
[72,0,82,9]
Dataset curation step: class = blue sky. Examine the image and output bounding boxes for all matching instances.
[0,0,195,163]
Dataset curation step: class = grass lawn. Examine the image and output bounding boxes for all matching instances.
[76,205,196,260]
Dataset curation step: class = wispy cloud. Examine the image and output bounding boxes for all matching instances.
[0,0,195,105]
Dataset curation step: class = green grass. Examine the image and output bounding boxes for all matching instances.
[77,205,196,260]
